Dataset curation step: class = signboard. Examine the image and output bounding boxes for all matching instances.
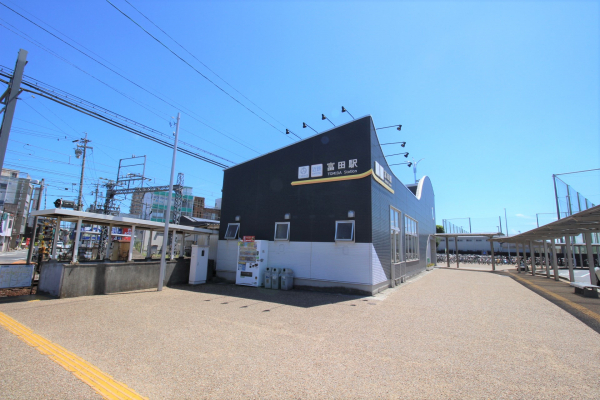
[243,236,255,242]
[298,159,359,180]
[0,264,34,289]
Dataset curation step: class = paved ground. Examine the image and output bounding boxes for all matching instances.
[1,268,600,399]
[0,250,28,265]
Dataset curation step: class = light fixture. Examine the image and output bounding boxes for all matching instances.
[284,213,290,220]
[302,122,318,134]
[341,106,355,120]
[377,124,402,131]
[348,210,355,218]
[385,152,409,158]
[380,141,406,147]
[389,162,412,167]
[235,216,240,221]
[321,114,335,127]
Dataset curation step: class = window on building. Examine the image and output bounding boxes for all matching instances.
[404,215,419,261]
[390,207,401,263]
[476,239,482,242]
[224,223,239,240]
[8,220,12,229]
[466,239,472,242]
[274,222,290,241]
[335,220,354,241]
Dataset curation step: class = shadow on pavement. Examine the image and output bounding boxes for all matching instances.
[169,282,367,308]
[0,293,56,304]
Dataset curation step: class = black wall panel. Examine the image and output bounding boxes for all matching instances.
[369,121,436,281]
[219,117,373,243]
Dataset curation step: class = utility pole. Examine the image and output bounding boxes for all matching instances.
[27,179,44,264]
[158,113,180,292]
[0,49,28,172]
[412,157,425,184]
[73,133,92,211]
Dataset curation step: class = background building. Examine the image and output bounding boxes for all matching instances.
[131,187,194,223]
[0,169,33,248]
[193,196,221,220]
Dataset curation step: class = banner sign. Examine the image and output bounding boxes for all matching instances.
[243,236,255,242]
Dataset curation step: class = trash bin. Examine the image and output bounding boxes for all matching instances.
[271,267,280,290]
[280,268,294,290]
[264,267,272,288]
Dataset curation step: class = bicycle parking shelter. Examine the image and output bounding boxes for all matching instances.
[491,204,600,286]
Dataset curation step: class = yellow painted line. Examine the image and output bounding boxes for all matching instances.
[11,260,27,264]
[511,274,600,324]
[291,169,373,186]
[27,300,40,302]
[0,311,147,400]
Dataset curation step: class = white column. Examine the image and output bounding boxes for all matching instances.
[455,237,459,268]
[490,240,495,271]
[515,243,521,273]
[565,235,574,282]
[544,240,550,278]
[530,241,536,276]
[180,232,185,258]
[551,238,559,281]
[72,219,82,263]
[147,230,153,259]
[104,225,113,261]
[128,225,135,262]
[51,217,61,260]
[584,232,597,285]
[170,230,175,259]
[578,246,583,269]
[445,237,450,268]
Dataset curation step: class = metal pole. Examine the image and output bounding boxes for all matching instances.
[551,238,559,281]
[530,241,535,276]
[77,133,90,211]
[455,237,459,268]
[516,243,521,273]
[584,232,597,285]
[469,218,471,233]
[544,240,550,278]
[565,235,574,282]
[490,240,495,271]
[446,237,449,268]
[72,219,82,263]
[26,179,44,264]
[51,217,60,260]
[499,217,502,235]
[128,225,135,261]
[158,113,180,291]
[0,49,28,172]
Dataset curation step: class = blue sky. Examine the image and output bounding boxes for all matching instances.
[1,0,598,234]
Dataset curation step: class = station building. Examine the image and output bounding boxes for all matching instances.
[216,116,436,295]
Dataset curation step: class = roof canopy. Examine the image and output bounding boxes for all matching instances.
[491,205,600,243]
[31,209,217,235]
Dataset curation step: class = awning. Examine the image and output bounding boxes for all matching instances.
[31,208,218,235]
[490,205,600,244]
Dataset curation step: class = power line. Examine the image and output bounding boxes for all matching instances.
[122,0,293,133]
[0,72,232,167]
[105,0,300,141]
[0,8,262,154]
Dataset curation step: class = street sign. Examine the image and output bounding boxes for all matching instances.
[243,236,255,242]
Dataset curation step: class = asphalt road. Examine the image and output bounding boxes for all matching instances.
[0,249,28,264]
[1,269,600,399]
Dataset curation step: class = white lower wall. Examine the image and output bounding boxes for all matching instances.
[371,246,387,285]
[217,240,378,285]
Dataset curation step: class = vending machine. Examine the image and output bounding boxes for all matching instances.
[235,238,269,287]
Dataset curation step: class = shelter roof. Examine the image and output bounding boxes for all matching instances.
[491,205,600,243]
[31,209,217,235]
